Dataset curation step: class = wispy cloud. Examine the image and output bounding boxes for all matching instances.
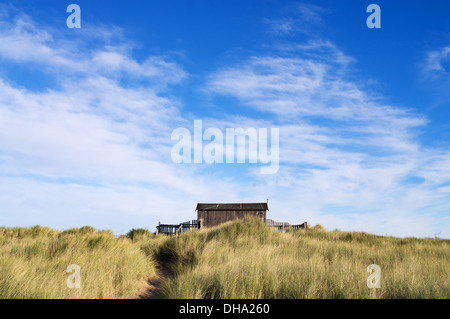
[425,46,450,73]
[0,12,186,86]
[421,45,450,103]
[265,3,325,36]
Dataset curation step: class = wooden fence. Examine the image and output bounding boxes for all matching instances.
[156,220,198,236]
[265,219,308,231]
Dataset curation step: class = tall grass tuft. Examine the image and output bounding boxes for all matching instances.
[126,228,153,241]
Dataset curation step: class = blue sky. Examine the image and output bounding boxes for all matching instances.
[0,1,449,237]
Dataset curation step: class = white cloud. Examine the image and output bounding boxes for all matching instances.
[265,3,325,36]
[422,45,450,102]
[425,46,450,73]
[0,12,186,86]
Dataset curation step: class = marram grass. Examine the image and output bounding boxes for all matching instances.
[146,218,450,299]
[0,219,449,299]
[0,226,156,298]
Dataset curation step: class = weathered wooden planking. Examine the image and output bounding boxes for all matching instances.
[197,209,266,228]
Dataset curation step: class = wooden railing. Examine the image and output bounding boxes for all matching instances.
[157,220,198,236]
[157,219,307,235]
[265,219,308,231]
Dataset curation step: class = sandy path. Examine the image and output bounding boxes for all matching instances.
[139,262,172,299]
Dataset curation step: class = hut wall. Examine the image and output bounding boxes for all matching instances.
[197,210,266,228]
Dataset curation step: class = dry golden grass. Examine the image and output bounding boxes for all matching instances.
[0,226,156,298]
[146,218,450,299]
[1,219,449,299]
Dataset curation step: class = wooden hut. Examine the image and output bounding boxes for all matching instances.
[196,203,268,228]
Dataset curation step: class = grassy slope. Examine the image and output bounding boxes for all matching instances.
[1,219,449,298]
[145,218,450,299]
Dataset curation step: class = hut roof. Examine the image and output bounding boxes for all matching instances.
[196,203,269,211]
